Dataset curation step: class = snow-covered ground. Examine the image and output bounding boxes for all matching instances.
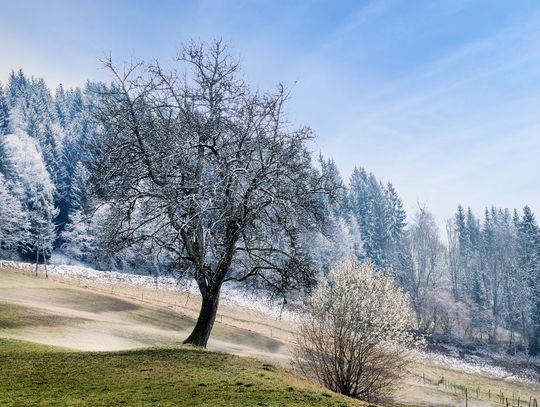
[421,350,538,385]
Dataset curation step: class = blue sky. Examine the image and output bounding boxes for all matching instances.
[2,0,540,228]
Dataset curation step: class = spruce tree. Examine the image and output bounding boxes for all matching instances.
[454,205,468,297]
[7,69,28,107]
[0,84,10,135]
[0,85,12,177]
[69,162,90,214]
[517,206,540,354]
[2,131,58,260]
[0,173,28,251]
[384,182,406,242]
[54,84,69,128]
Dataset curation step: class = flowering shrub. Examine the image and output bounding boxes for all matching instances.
[294,258,424,402]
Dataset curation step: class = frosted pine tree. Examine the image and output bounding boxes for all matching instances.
[0,173,28,252]
[384,182,406,242]
[0,84,10,134]
[69,162,91,214]
[3,131,58,261]
[0,84,12,176]
[56,88,95,228]
[349,167,382,264]
[6,70,28,107]
[60,210,100,263]
[54,84,70,128]
[517,206,540,354]
[348,167,403,267]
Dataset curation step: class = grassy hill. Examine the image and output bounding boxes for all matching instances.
[0,338,364,406]
[2,267,538,406]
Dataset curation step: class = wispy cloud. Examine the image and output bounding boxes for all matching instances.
[2,0,540,225]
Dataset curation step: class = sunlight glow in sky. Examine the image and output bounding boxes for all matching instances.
[2,0,540,227]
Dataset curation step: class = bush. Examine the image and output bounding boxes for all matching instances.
[293,258,424,403]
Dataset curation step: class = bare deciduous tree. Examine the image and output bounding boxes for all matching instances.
[294,258,423,403]
[91,40,331,347]
[393,207,444,331]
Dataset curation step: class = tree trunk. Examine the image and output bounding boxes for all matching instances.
[43,246,48,278]
[35,247,39,277]
[183,291,220,348]
[530,326,540,356]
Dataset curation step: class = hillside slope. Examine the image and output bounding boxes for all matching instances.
[0,338,363,406]
[0,267,289,363]
[1,266,538,406]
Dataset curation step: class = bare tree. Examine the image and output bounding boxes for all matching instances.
[91,40,331,347]
[294,258,423,403]
[393,207,444,331]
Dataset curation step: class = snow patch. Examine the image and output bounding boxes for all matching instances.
[421,350,538,385]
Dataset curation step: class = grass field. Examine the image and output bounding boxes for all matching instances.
[1,266,539,407]
[0,337,364,406]
[0,268,364,406]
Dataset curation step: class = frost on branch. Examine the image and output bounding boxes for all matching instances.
[91,40,336,347]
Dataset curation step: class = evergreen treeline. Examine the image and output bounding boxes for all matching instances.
[447,205,540,354]
[0,69,539,354]
[0,70,95,262]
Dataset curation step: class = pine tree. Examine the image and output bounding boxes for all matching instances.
[384,182,406,242]
[68,88,84,122]
[464,208,483,304]
[0,84,10,135]
[453,205,468,298]
[7,69,28,107]
[348,167,398,267]
[2,131,58,260]
[56,102,94,229]
[70,162,90,214]
[0,84,12,177]
[517,206,540,354]
[54,84,69,128]
[0,136,10,178]
[455,205,467,248]
[480,208,494,303]
[349,168,375,264]
[0,173,28,251]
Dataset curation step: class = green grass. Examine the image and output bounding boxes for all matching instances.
[0,338,363,407]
